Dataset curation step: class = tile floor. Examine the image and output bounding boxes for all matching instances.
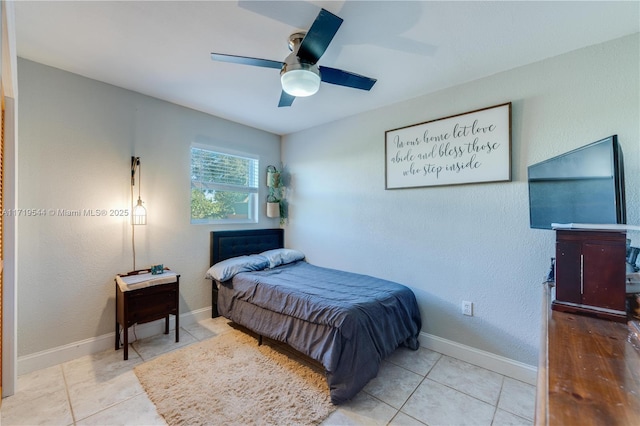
[1,317,536,425]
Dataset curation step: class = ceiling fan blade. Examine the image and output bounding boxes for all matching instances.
[210,53,283,70]
[297,8,343,64]
[319,66,377,91]
[278,91,295,107]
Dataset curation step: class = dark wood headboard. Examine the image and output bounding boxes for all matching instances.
[210,229,284,266]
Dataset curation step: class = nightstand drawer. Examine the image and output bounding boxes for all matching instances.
[128,288,176,323]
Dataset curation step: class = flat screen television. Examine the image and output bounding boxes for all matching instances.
[528,135,626,229]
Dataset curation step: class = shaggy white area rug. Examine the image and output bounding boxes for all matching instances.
[134,328,334,425]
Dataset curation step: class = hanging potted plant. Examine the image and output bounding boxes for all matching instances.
[266,165,288,224]
[266,194,280,218]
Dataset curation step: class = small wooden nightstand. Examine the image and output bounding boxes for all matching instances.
[115,268,180,360]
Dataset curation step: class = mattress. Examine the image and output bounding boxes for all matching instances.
[217,260,421,404]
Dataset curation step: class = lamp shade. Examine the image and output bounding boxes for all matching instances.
[132,196,147,225]
[281,63,321,97]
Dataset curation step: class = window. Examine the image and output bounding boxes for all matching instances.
[190,145,259,224]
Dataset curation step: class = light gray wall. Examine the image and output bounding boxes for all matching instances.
[15,34,640,367]
[17,58,281,356]
[281,34,640,366]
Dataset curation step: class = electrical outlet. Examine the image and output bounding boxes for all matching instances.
[462,301,473,316]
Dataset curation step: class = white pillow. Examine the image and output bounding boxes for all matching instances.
[259,248,305,268]
[205,255,269,282]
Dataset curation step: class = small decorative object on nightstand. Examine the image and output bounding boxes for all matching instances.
[115,268,180,360]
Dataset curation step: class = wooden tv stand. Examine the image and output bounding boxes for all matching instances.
[535,282,640,425]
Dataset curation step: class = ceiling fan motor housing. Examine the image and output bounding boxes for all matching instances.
[280,32,321,97]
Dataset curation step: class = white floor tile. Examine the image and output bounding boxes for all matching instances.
[492,408,533,426]
[363,361,424,409]
[0,386,73,426]
[3,320,536,426]
[385,346,441,376]
[427,355,504,405]
[402,378,496,426]
[76,393,167,426]
[68,370,145,422]
[131,327,197,360]
[182,316,233,340]
[10,365,66,404]
[1,365,74,426]
[388,411,427,426]
[497,377,536,421]
[62,346,143,387]
[321,392,397,426]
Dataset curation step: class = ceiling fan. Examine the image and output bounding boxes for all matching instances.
[210,8,377,107]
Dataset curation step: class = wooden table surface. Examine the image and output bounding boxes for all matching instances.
[537,283,640,425]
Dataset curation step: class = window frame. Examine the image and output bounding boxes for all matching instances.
[190,143,259,225]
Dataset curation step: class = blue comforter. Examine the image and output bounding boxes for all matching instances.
[217,261,422,404]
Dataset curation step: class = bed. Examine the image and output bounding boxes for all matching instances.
[207,229,422,404]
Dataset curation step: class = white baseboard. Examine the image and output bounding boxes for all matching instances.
[419,331,537,385]
[17,307,213,376]
[18,309,536,386]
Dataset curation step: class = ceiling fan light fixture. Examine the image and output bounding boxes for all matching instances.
[210,12,376,107]
[280,62,321,97]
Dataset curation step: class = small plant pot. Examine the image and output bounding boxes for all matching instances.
[267,202,280,218]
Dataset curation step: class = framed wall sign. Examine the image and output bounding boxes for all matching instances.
[385,102,512,189]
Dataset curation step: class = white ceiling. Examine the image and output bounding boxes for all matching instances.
[14,1,640,135]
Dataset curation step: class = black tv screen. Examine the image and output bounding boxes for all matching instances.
[528,135,626,229]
